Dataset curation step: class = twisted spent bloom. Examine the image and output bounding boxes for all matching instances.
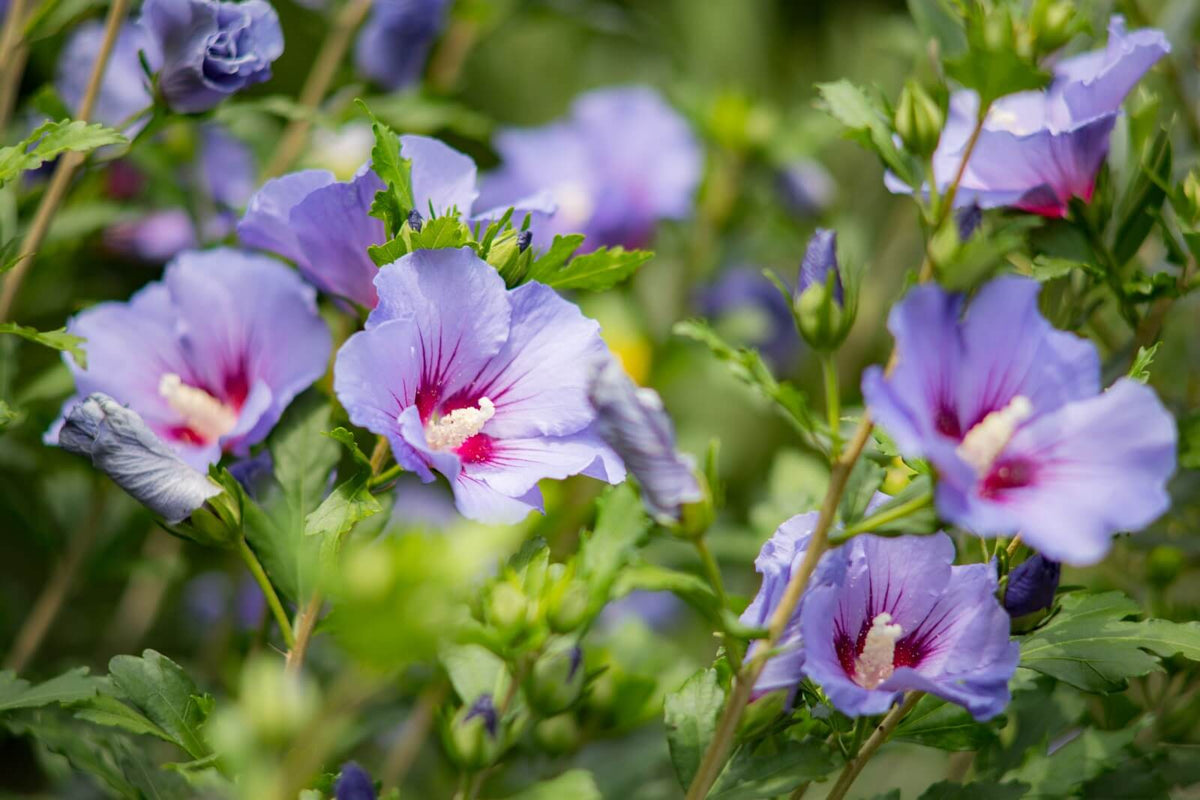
[49,249,331,469]
[891,16,1169,217]
[333,247,624,523]
[862,275,1176,565]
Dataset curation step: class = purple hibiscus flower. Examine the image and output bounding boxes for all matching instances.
[239,135,551,309]
[354,0,449,90]
[333,247,624,523]
[49,249,331,469]
[800,532,1018,720]
[893,16,1168,217]
[139,0,283,114]
[477,86,702,251]
[56,21,153,131]
[862,276,1176,565]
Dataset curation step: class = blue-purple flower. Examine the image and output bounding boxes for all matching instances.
[50,249,331,469]
[333,247,623,523]
[335,762,376,800]
[896,16,1168,217]
[796,228,843,305]
[799,532,1018,720]
[776,159,835,217]
[862,276,1176,565]
[477,87,702,251]
[56,21,153,131]
[239,135,550,309]
[56,394,220,523]
[139,0,283,114]
[354,0,449,90]
[588,358,700,524]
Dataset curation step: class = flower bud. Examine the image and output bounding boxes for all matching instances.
[407,208,423,232]
[533,713,582,755]
[794,229,852,351]
[1030,0,1078,54]
[1182,171,1200,226]
[1146,545,1184,588]
[517,229,533,251]
[894,80,944,158]
[526,639,586,716]
[335,762,377,800]
[1004,554,1060,630]
[485,581,528,638]
[446,694,502,770]
[674,470,715,540]
[547,579,590,633]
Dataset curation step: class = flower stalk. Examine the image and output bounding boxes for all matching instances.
[825,691,925,800]
[239,536,297,650]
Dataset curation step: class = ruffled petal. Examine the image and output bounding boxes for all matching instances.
[238,170,336,266]
[401,134,480,217]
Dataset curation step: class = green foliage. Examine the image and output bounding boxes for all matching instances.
[577,484,652,613]
[664,668,725,788]
[106,650,214,760]
[1006,724,1141,798]
[0,668,101,713]
[303,427,382,540]
[895,695,999,751]
[0,119,125,187]
[816,80,920,188]
[1113,128,1171,266]
[1019,592,1200,693]
[502,769,601,800]
[360,102,415,237]
[708,739,837,799]
[916,781,1028,800]
[944,11,1049,106]
[0,322,86,367]
[524,234,652,291]
[1129,343,1159,384]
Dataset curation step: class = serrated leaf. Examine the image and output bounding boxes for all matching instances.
[895,694,999,751]
[1128,343,1159,384]
[304,472,381,539]
[0,322,86,367]
[1029,255,1099,282]
[1019,591,1200,693]
[664,668,725,789]
[0,119,126,187]
[944,19,1049,106]
[611,563,721,622]
[709,739,837,800]
[358,100,414,236]
[503,770,601,800]
[577,484,651,609]
[0,398,19,431]
[74,693,174,743]
[108,650,212,760]
[816,80,918,187]
[411,215,469,250]
[0,667,101,712]
[917,781,1029,800]
[839,457,886,525]
[525,234,586,283]
[541,246,652,291]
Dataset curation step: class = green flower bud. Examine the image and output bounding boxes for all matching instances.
[445,694,503,770]
[486,581,528,638]
[526,638,586,716]
[1031,0,1078,54]
[794,229,854,352]
[1146,545,1185,588]
[1183,171,1200,226]
[547,579,590,633]
[895,80,944,158]
[533,713,582,755]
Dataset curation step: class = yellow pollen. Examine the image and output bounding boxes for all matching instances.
[853,612,903,690]
[956,395,1032,475]
[158,373,238,442]
[424,397,495,451]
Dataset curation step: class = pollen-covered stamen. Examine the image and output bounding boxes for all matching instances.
[158,373,239,442]
[424,397,495,451]
[956,395,1032,475]
[553,182,595,226]
[853,612,903,689]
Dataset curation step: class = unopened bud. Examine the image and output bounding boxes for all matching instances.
[517,230,533,251]
[1146,545,1184,588]
[794,229,852,351]
[407,209,423,232]
[1004,554,1060,631]
[485,581,528,638]
[1183,171,1200,226]
[526,639,586,715]
[1031,0,1078,54]
[895,80,944,158]
[533,713,581,755]
[547,580,590,633]
[446,694,502,770]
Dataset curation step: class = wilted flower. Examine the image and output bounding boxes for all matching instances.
[1004,554,1060,618]
[239,135,551,308]
[56,394,220,523]
[478,86,702,251]
[800,533,1018,720]
[333,247,623,523]
[50,249,330,469]
[355,0,449,90]
[140,0,284,114]
[588,358,701,524]
[698,267,799,369]
[335,762,376,800]
[56,21,153,131]
[893,16,1168,217]
[862,276,1176,565]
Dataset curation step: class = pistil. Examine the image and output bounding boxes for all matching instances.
[853,612,903,689]
[424,397,496,451]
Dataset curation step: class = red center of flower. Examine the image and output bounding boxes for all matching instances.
[980,457,1036,498]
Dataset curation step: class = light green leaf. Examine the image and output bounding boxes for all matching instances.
[0,322,86,367]
[839,457,886,525]
[1019,591,1200,692]
[503,770,601,800]
[107,650,212,760]
[358,100,414,236]
[577,484,651,610]
[541,246,652,292]
[74,693,174,743]
[0,667,101,713]
[1128,343,1159,384]
[525,234,586,283]
[664,668,725,789]
[441,643,510,704]
[907,0,966,56]
[709,739,837,800]
[0,398,18,431]
[304,472,382,539]
[816,81,918,187]
[0,119,126,187]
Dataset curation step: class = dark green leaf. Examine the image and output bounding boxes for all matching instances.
[0,398,19,431]
[0,668,101,713]
[917,781,1029,800]
[709,739,837,799]
[0,322,86,367]
[1179,412,1200,470]
[895,694,999,751]
[358,101,414,236]
[578,484,651,609]
[1029,255,1099,282]
[108,650,212,760]
[839,457,886,525]
[1007,724,1141,798]
[664,668,725,789]
[1113,128,1171,266]
[74,692,175,743]
[907,0,966,56]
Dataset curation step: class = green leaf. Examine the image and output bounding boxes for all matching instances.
[664,668,726,789]
[411,215,470,250]
[305,427,382,539]
[577,484,651,609]
[525,234,587,283]
[358,100,414,236]
[0,322,86,367]
[1006,724,1141,798]
[1128,343,1159,384]
[895,694,999,751]
[1113,128,1171,266]
[816,80,918,187]
[1178,411,1200,470]
[839,457,886,525]
[1019,591,1200,693]
[917,781,1029,800]
[441,643,510,704]
[541,246,653,291]
[74,692,175,743]
[709,739,837,800]
[944,14,1049,107]
[907,0,966,56]
[0,119,126,187]
[1029,255,1100,282]
[0,667,101,713]
[0,398,19,431]
[107,650,212,760]
[611,563,721,623]
[503,770,601,800]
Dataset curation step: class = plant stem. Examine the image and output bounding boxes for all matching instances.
[830,491,934,543]
[693,537,727,609]
[369,434,391,476]
[237,536,296,650]
[262,0,373,179]
[381,681,448,791]
[826,692,924,800]
[821,354,841,459]
[369,462,404,489]
[285,593,323,675]
[0,0,131,322]
[683,110,991,800]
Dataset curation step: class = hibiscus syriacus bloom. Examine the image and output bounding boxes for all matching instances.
[800,532,1018,720]
[239,135,551,309]
[334,247,623,523]
[895,16,1168,217]
[862,276,1176,565]
[56,22,152,131]
[477,86,701,251]
[49,249,331,469]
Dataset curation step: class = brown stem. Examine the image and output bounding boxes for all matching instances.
[381,681,448,791]
[285,593,323,675]
[262,0,373,179]
[0,0,132,322]
[826,692,924,800]
[0,44,28,133]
